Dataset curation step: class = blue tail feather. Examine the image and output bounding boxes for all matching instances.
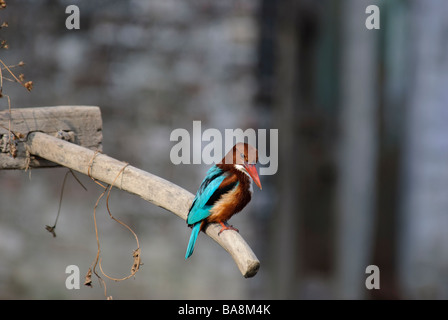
[185,223,201,259]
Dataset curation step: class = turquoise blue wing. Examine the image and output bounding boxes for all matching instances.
[187,166,226,225]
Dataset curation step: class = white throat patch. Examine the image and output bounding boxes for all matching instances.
[235,164,250,177]
[235,164,253,194]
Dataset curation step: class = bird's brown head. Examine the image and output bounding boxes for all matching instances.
[220,143,262,189]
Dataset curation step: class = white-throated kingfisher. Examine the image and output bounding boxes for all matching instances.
[185,142,262,259]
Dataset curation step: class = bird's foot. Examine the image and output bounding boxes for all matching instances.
[218,222,239,235]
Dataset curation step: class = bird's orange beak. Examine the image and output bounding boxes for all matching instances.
[244,163,262,190]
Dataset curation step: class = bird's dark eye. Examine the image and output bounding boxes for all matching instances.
[240,153,245,159]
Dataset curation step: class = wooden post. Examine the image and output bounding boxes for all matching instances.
[0,106,260,278]
[0,106,102,169]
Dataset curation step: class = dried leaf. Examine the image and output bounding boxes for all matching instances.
[24,81,33,91]
[45,225,56,238]
[131,248,142,274]
[84,268,93,287]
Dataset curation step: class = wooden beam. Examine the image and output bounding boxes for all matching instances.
[0,106,102,169]
[26,131,260,278]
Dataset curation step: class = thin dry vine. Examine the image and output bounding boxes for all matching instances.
[45,169,87,237]
[86,151,142,299]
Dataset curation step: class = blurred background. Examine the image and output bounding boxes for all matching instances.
[1,0,447,299]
